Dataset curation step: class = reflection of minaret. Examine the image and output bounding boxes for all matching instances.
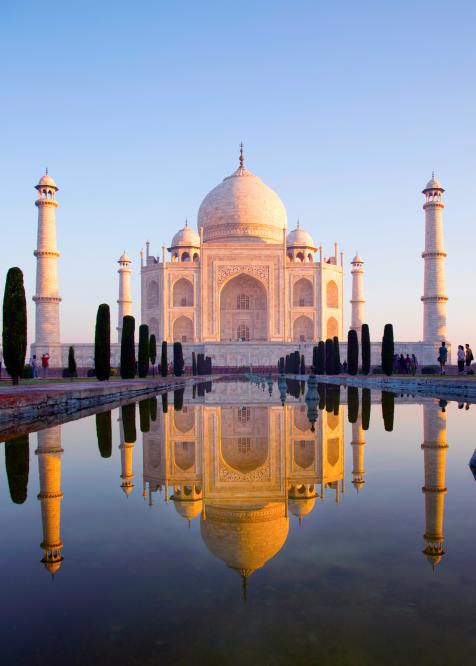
[351,418,365,491]
[119,414,135,496]
[421,402,448,568]
[36,427,64,575]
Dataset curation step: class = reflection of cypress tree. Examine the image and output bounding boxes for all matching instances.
[286,379,301,399]
[5,435,29,504]
[161,392,168,413]
[325,385,334,413]
[205,381,212,393]
[174,388,184,411]
[192,384,197,399]
[348,387,359,424]
[325,339,333,374]
[362,388,371,431]
[300,380,305,396]
[197,383,205,397]
[96,411,112,458]
[318,383,326,410]
[333,385,341,415]
[381,391,395,432]
[139,399,150,433]
[149,396,157,422]
[121,403,137,442]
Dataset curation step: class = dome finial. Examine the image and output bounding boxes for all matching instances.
[432,170,435,179]
[239,142,244,169]
[45,167,48,175]
[297,219,300,229]
[185,218,188,227]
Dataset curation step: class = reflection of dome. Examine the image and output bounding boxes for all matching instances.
[287,226,315,248]
[201,503,289,577]
[42,558,63,575]
[288,497,316,520]
[173,498,203,523]
[198,157,287,243]
[171,223,200,248]
[121,483,134,496]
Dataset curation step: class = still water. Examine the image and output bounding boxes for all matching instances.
[1,378,476,666]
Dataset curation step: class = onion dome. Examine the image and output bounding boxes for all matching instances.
[197,145,287,243]
[286,222,316,249]
[170,221,200,248]
[200,502,289,578]
[118,251,131,263]
[351,253,363,264]
[36,169,58,191]
[422,172,444,193]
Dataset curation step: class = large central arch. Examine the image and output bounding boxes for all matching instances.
[219,274,268,341]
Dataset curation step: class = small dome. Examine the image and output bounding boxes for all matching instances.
[170,223,200,248]
[352,253,363,264]
[118,252,131,263]
[287,225,315,248]
[36,171,58,189]
[423,175,444,192]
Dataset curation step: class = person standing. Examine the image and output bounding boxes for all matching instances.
[457,345,465,375]
[465,344,474,374]
[30,354,39,379]
[438,341,448,375]
[41,353,50,379]
[411,354,418,375]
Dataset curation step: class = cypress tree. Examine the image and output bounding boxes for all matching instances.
[192,351,197,376]
[96,411,112,458]
[120,315,136,379]
[361,323,371,375]
[94,303,111,381]
[381,391,395,432]
[325,339,334,374]
[333,336,341,375]
[174,388,184,411]
[68,345,77,379]
[300,354,305,375]
[5,435,29,504]
[149,396,158,422]
[161,341,168,377]
[347,329,359,376]
[121,403,136,442]
[317,341,325,374]
[2,267,27,385]
[362,388,371,431]
[162,392,168,413]
[206,356,212,374]
[149,334,157,375]
[197,353,205,375]
[347,386,359,424]
[381,324,394,376]
[312,346,318,373]
[325,385,334,412]
[173,342,184,376]
[284,355,290,373]
[139,398,150,433]
[138,324,150,378]
[293,351,300,374]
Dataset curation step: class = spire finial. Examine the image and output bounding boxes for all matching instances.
[185,218,188,228]
[45,167,48,175]
[432,170,435,179]
[239,142,244,169]
[297,219,300,229]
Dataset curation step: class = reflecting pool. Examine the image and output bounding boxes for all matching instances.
[1,378,476,665]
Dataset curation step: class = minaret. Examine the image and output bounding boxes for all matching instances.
[36,426,64,575]
[350,254,365,339]
[33,170,61,354]
[351,418,365,491]
[421,402,448,569]
[117,251,132,343]
[421,175,447,342]
[119,413,135,496]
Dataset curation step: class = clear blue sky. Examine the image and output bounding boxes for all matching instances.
[1,0,475,345]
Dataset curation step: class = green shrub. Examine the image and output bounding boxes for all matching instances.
[22,364,33,379]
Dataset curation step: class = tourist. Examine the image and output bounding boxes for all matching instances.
[342,360,348,373]
[405,354,412,374]
[411,354,418,375]
[30,354,39,379]
[438,341,448,375]
[465,344,473,374]
[398,354,406,374]
[41,353,50,378]
[457,345,465,375]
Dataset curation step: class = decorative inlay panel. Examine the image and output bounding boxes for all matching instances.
[217,264,269,287]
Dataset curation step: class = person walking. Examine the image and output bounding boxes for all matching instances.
[411,354,418,376]
[41,353,50,379]
[465,344,474,374]
[457,345,465,375]
[438,341,448,375]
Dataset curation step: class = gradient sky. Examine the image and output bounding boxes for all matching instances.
[1,0,475,346]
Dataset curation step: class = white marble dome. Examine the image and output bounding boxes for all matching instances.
[423,175,444,191]
[37,172,58,189]
[171,223,200,248]
[198,164,287,243]
[287,225,315,248]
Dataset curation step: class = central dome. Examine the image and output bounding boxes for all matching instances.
[198,160,287,243]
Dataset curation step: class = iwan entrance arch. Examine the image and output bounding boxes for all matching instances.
[219,274,268,341]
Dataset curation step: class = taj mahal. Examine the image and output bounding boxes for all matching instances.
[30,147,449,368]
